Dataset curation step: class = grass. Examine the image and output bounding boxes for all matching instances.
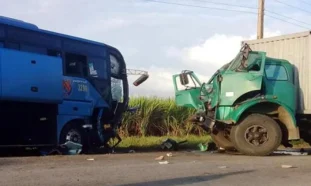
[116,97,210,150]
[119,97,207,137]
[113,135,212,152]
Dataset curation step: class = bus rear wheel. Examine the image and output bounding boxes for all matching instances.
[230,114,282,156]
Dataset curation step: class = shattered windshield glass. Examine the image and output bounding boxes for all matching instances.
[207,62,231,83]
[111,77,123,102]
[229,52,262,72]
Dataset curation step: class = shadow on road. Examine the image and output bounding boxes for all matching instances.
[116,170,255,186]
[0,158,20,167]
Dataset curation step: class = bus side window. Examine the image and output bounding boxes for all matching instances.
[47,49,61,57]
[0,41,3,48]
[65,52,88,77]
[20,44,46,55]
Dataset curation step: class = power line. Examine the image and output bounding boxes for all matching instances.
[185,0,258,10]
[144,0,258,14]
[143,0,310,30]
[265,10,311,27]
[265,14,310,29]
[298,0,311,6]
[273,0,311,15]
[186,0,311,27]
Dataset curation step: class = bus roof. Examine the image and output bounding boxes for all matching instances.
[0,16,110,49]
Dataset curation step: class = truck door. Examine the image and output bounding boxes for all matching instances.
[218,50,266,106]
[173,71,203,109]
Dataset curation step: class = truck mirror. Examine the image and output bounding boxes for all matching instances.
[133,74,149,86]
[179,73,189,85]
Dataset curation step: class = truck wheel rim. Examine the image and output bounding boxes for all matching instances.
[65,129,82,144]
[244,125,268,146]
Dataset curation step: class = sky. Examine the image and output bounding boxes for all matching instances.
[1,0,310,97]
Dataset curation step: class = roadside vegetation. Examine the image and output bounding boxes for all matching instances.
[116,97,210,151]
[119,97,207,137]
[116,97,308,151]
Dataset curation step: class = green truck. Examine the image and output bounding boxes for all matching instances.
[173,31,311,156]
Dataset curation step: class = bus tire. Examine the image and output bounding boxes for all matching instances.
[59,122,87,154]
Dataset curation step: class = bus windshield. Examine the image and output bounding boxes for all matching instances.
[109,54,123,102]
[87,57,108,80]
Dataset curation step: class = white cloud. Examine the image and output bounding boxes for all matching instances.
[129,29,282,98]
[128,66,179,98]
[182,28,282,70]
[249,29,282,40]
[185,34,244,67]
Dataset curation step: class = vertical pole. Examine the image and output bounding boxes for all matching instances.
[257,0,265,39]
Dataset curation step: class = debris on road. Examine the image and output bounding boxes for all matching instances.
[198,142,219,152]
[59,141,83,155]
[159,161,169,165]
[160,138,187,151]
[155,156,164,160]
[198,143,207,151]
[274,149,309,156]
[155,153,173,161]
[87,158,95,161]
[218,147,226,153]
[281,165,295,169]
[218,166,227,169]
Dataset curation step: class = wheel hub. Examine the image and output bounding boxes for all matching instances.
[244,125,268,146]
[65,129,82,144]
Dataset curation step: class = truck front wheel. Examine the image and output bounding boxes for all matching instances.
[211,125,236,151]
[230,114,282,156]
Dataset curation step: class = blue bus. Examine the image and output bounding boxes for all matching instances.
[0,16,145,154]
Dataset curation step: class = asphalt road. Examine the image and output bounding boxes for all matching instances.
[0,150,311,186]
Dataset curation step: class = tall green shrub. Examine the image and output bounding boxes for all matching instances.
[119,97,206,137]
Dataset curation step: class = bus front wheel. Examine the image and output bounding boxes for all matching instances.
[59,122,88,154]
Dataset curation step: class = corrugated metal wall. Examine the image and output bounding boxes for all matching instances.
[242,31,311,114]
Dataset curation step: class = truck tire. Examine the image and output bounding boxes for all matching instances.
[230,114,282,156]
[211,127,235,151]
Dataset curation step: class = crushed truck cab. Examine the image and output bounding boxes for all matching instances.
[173,44,300,156]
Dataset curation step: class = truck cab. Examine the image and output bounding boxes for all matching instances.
[173,44,300,156]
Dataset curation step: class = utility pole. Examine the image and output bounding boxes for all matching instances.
[257,0,265,39]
